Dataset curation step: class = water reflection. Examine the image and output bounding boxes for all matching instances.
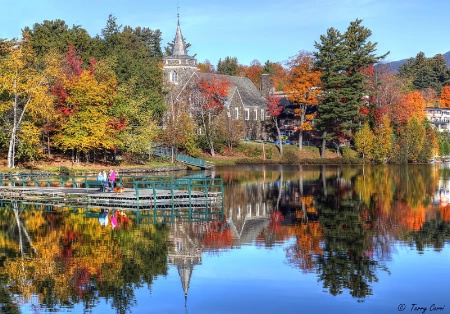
[216,164,450,299]
[0,164,449,313]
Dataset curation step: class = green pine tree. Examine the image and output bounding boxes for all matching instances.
[314,19,387,157]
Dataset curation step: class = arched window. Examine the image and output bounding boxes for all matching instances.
[170,71,179,83]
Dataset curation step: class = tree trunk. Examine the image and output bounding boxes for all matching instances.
[298,109,305,150]
[321,131,327,158]
[274,117,283,155]
[210,139,215,157]
[298,130,303,150]
[7,130,16,168]
[262,140,266,160]
[47,130,51,158]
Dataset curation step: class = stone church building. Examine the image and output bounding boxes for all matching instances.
[162,17,268,141]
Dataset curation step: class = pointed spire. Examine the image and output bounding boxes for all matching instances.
[172,11,187,56]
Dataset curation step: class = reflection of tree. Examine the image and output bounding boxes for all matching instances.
[197,221,233,250]
[285,222,323,273]
[0,204,170,314]
[316,202,379,298]
[0,287,20,314]
[408,217,450,252]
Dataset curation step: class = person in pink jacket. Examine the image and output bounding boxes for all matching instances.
[108,169,116,192]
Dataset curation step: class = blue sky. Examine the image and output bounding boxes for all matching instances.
[2,0,449,67]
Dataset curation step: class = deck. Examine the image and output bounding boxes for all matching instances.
[0,175,224,223]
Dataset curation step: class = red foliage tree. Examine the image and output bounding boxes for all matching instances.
[266,93,284,153]
[191,76,231,156]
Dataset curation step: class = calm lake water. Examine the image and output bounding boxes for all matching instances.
[1,164,449,314]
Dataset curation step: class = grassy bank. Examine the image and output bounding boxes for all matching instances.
[0,141,361,173]
[203,141,361,165]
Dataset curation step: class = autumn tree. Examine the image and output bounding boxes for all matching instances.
[439,86,450,108]
[394,116,426,163]
[263,60,288,91]
[161,89,200,158]
[198,59,215,73]
[190,76,230,156]
[314,19,387,157]
[217,111,245,151]
[0,38,58,167]
[418,123,438,161]
[369,65,406,127]
[419,87,438,107]
[266,93,284,154]
[372,115,394,163]
[391,91,426,128]
[285,51,322,150]
[114,79,160,158]
[354,122,375,160]
[52,45,118,161]
[244,59,263,88]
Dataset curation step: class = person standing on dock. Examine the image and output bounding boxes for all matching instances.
[101,170,107,191]
[97,172,104,191]
[108,169,116,192]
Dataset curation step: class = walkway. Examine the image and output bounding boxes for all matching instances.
[153,146,214,169]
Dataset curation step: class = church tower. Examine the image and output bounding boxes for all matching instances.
[162,14,198,86]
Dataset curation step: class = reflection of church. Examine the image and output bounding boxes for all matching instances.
[167,221,202,305]
[223,179,272,246]
[167,179,273,302]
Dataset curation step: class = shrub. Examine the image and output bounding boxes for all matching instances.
[280,149,299,164]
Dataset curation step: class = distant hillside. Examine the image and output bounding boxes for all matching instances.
[380,51,450,73]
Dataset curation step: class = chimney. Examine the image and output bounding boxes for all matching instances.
[260,73,271,98]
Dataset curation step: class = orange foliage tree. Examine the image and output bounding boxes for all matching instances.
[391,91,426,127]
[198,59,215,73]
[284,51,322,149]
[245,59,263,88]
[439,86,450,108]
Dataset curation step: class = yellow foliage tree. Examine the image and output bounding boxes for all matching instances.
[0,38,59,167]
[354,122,375,160]
[52,48,118,161]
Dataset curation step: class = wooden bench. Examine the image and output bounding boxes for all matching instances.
[85,180,107,191]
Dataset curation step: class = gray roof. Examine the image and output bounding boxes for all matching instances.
[197,73,267,109]
[172,18,187,56]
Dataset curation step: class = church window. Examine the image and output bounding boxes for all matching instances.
[170,71,179,83]
[245,108,250,120]
[254,109,258,121]
[260,109,265,121]
[235,107,239,119]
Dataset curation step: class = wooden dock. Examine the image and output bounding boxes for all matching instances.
[0,186,222,207]
[0,175,225,224]
[0,185,225,224]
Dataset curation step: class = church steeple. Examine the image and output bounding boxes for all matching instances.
[162,10,198,85]
[172,14,187,56]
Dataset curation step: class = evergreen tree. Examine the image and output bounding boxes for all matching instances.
[314,19,387,157]
[217,56,238,76]
[398,52,450,94]
[23,19,96,63]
